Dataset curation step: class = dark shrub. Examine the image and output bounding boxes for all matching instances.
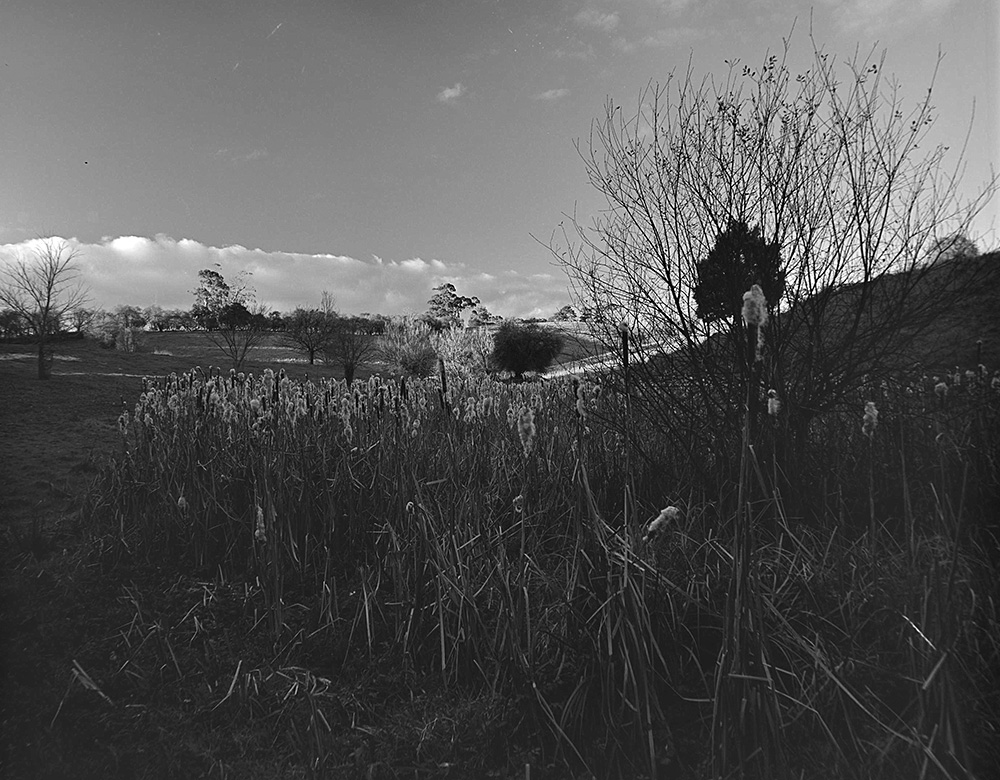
[490,321,564,380]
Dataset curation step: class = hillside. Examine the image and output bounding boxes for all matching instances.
[561,251,1000,386]
[898,251,1000,370]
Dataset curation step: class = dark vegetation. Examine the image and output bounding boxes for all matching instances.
[2,261,998,779]
[490,321,565,380]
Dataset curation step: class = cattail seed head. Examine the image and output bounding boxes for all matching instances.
[643,506,680,544]
[767,389,781,417]
[862,401,878,438]
[255,505,267,543]
[741,284,768,327]
[517,407,536,456]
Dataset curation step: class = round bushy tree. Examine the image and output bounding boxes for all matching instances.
[695,218,785,323]
[490,321,564,381]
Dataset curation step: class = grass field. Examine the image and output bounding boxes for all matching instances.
[1,328,999,779]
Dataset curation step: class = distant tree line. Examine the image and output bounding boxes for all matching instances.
[1,255,580,380]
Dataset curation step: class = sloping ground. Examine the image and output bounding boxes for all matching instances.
[898,252,1000,370]
[563,251,1000,382]
[772,250,1000,375]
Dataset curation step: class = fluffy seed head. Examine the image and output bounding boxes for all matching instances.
[255,505,267,543]
[862,401,878,438]
[741,284,768,327]
[643,506,681,543]
[767,389,781,417]
[517,407,536,455]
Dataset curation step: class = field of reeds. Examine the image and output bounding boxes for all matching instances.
[68,348,1000,779]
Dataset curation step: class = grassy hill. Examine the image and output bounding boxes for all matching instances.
[592,250,1000,384]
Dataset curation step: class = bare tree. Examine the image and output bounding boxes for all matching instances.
[209,300,271,371]
[191,268,269,370]
[68,307,98,333]
[282,291,340,364]
[323,316,379,384]
[0,238,88,379]
[552,34,996,494]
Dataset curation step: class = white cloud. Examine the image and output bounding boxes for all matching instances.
[818,0,959,31]
[436,82,466,104]
[574,9,621,32]
[0,235,571,318]
[400,258,430,271]
[108,235,153,256]
[533,88,571,101]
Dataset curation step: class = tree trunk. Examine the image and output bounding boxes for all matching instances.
[37,335,51,380]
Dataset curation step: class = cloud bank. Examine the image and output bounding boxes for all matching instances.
[436,82,466,104]
[0,235,570,319]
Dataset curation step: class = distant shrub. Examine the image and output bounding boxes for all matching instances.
[378,317,439,378]
[398,342,438,378]
[432,326,494,376]
[87,312,147,352]
[117,327,148,353]
[490,321,564,380]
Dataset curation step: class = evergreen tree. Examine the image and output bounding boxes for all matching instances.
[694,219,785,323]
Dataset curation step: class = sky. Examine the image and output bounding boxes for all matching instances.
[1,0,997,318]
